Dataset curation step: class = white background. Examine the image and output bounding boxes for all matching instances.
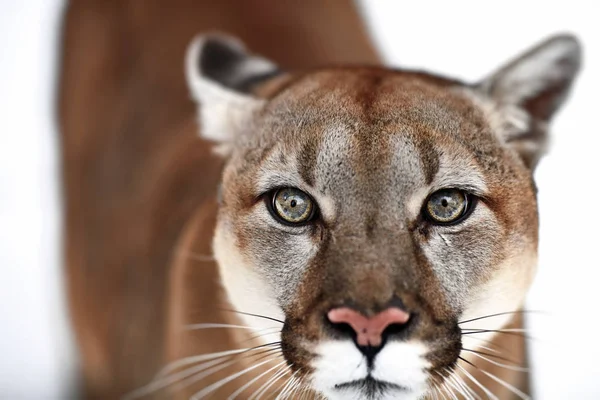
[0,1,598,398]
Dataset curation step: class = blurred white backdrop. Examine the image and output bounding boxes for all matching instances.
[0,0,75,399]
[0,0,598,398]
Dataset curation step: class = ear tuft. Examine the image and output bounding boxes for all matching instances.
[185,34,279,145]
[476,34,582,169]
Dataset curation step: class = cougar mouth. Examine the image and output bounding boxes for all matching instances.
[334,376,408,396]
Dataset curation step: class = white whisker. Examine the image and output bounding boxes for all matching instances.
[228,360,287,400]
[474,368,531,400]
[435,385,447,400]
[287,376,305,399]
[439,371,469,400]
[462,328,527,333]
[466,351,529,373]
[190,358,275,399]
[249,364,290,400]
[442,380,459,400]
[240,327,284,344]
[155,348,250,378]
[124,357,234,399]
[455,364,498,400]
[447,370,476,400]
[275,371,300,400]
[185,323,276,331]
[471,344,502,355]
[448,369,480,400]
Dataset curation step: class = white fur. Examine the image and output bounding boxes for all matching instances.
[212,226,283,344]
[371,342,430,396]
[461,90,531,141]
[311,341,369,398]
[459,248,538,349]
[185,36,266,144]
[311,340,429,400]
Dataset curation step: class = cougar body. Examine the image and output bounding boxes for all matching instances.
[60,1,580,399]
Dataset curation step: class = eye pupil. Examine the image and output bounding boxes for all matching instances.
[441,199,448,207]
[290,200,297,207]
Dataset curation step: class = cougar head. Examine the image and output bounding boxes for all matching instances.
[185,34,580,399]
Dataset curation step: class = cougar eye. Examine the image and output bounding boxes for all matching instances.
[270,188,315,225]
[424,189,471,224]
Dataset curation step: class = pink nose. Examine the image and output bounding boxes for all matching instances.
[327,307,410,347]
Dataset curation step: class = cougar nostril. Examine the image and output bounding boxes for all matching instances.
[326,307,411,349]
[328,321,357,339]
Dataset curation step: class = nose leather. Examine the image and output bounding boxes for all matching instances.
[327,307,410,347]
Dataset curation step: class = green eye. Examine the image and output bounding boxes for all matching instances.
[271,188,315,225]
[425,189,470,224]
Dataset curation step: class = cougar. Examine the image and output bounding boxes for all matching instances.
[59,2,580,399]
[163,33,580,400]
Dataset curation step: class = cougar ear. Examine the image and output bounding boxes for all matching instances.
[185,34,279,145]
[476,34,582,169]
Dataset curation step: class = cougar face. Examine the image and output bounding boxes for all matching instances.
[186,35,580,399]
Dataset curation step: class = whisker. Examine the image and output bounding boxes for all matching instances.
[125,357,236,399]
[442,369,474,400]
[219,309,285,325]
[157,342,280,378]
[461,334,517,356]
[461,329,534,341]
[461,348,521,365]
[274,371,300,399]
[249,364,290,400]
[458,357,530,400]
[435,385,448,400]
[277,377,297,400]
[171,347,282,395]
[465,351,529,373]
[288,375,306,399]
[455,363,498,400]
[228,360,287,400]
[298,381,311,400]
[241,327,283,344]
[439,233,451,247]
[154,349,248,379]
[453,373,478,400]
[460,339,502,355]
[448,368,480,400]
[461,328,527,333]
[458,310,544,325]
[185,323,279,331]
[436,372,459,400]
[190,357,277,399]
[443,380,459,400]
[127,343,281,398]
